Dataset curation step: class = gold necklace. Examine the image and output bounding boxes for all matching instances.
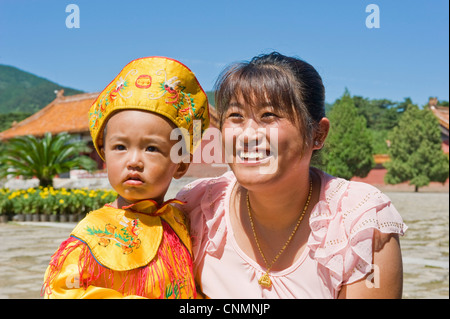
[246,180,313,289]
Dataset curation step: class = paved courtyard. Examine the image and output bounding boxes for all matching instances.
[0,187,448,299]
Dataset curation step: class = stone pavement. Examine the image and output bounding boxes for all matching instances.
[0,221,74,298]
[0,190,448,299]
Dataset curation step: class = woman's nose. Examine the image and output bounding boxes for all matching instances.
[240,120,264,147]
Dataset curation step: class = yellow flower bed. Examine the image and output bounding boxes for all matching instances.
[0,187,117,217]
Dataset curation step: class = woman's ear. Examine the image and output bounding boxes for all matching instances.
[313,117,330,150]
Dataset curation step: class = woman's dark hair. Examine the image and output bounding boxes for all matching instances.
[214,51,325,151]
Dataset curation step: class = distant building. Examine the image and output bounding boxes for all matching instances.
[428,97,449,154]
[0,90,104,169]
[0,90,224,177]
[352,97,449,187]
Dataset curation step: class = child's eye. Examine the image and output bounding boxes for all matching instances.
[146,146,158,152]
[114,144,126,151]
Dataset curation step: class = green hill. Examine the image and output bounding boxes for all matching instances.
[0,64,217,132]
[0,64,84,114]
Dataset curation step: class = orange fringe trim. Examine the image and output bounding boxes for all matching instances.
[42,220,195,298]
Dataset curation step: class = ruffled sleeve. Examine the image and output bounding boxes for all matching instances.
[308,172,407,291]
[176,172,235,266]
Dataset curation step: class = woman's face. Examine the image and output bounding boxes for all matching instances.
[221,95,314,191]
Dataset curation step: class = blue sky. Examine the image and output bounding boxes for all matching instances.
[0,0,448,105]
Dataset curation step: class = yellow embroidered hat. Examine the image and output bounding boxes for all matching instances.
[89,56,210,160]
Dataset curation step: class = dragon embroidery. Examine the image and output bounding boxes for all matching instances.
[85,216,141,254]
[160,76,195,123]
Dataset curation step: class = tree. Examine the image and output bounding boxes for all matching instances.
[385,104,449,192]
[0,132,97,187]
[322,90,374,179]
[0,111,32,132]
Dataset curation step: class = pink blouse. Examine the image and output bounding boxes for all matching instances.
[176,169,407,299]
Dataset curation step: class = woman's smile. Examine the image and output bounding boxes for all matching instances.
[236,149,274,163]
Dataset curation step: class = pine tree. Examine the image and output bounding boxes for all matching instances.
[385,104,449,192]
[322,90,374,180]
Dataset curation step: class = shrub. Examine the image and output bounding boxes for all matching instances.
[0,187,117,217]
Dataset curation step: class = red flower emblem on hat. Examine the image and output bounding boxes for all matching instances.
[135,74,152,89]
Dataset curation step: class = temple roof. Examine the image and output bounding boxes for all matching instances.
[0,90,218,141]
[0,90,98,140]
[430,106,449,131]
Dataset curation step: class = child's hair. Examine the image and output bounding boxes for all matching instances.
[214,51,325,152]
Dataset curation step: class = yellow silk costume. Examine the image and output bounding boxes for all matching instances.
[42,200,196,299]
[42,56,209,299]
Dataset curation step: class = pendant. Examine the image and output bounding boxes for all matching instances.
[258,272,272,289]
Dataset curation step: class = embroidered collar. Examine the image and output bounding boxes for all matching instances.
[107,198,185,216]
[71,199,191,271]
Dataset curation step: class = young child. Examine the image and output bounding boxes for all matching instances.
[42,56,209,299]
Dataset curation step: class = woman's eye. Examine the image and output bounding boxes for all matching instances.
[262,112,278,118]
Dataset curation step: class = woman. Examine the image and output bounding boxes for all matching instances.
[177,52,406,298]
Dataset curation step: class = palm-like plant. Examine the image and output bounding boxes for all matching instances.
[0,132,97,187]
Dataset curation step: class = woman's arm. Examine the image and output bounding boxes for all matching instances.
[338,232,403,299]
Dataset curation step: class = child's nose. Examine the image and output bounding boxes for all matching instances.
[127,151,144,170]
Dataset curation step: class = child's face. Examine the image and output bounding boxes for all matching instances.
[102,110,188,205]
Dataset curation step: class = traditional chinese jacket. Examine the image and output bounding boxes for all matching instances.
[42,199,196,299]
